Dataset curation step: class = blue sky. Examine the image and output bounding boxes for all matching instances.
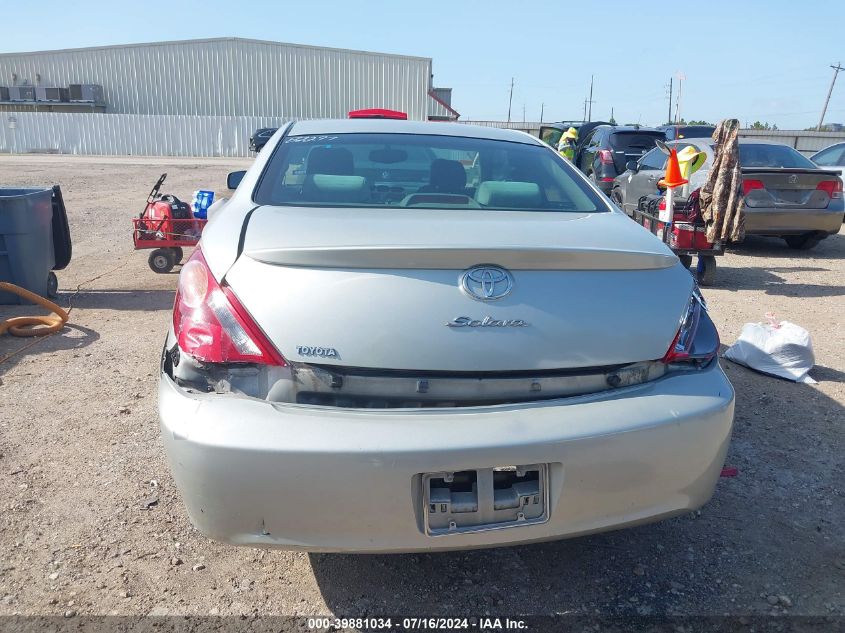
[6,0,845,129]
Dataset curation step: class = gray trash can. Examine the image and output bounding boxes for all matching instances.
[0,187,56,304]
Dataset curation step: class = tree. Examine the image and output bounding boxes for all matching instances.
[749,121,779,130]
[663,118,714,126]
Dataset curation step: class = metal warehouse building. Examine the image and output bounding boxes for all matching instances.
[0,37,459,156]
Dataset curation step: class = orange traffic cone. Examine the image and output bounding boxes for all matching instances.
[661,148,689,189]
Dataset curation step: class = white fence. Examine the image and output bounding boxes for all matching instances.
[3,112,845,158]
[0,112,290,157]
[462,121,845,156]
[734,129,845,155]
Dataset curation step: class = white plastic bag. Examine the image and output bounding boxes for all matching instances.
[724,314,816,383]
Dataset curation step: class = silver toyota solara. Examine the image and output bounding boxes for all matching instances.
[158,117,735,553]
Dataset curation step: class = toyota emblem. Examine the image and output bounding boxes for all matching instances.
[460,265,514,302]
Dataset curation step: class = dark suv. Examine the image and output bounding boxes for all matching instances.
[575,126,666,193]
[658,124,716,141]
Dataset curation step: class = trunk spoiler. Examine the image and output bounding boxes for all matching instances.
[244,246,677,271]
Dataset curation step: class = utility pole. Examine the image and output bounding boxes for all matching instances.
[522,103,526,124]
[540,102,544,123]
[610,106,614,124]
[817,63,844,131]
[583,98,587,123]
[666,77,673,124]
[674,72,685,125]
[507,77,514,123]
[587,75,594,122]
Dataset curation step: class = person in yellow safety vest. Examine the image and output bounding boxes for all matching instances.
[557,127,578,161]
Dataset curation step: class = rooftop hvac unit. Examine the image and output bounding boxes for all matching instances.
[0,87,9,101]
[9,86,36,101]
[69,84,104,103]
[35,87,70,102]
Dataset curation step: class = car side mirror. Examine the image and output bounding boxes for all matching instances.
[626,160,639,173]
[227,170,246,190]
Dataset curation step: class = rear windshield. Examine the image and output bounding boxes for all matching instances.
[673,126,715,139]
[738,143,818,169]
[254,133,606,212]
[609,132,664,152]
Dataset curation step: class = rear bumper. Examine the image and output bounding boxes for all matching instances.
[745,204,843,236]
[159,362,735,553]
[594,176,615,193]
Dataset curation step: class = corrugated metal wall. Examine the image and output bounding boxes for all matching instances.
[0,112,287,157]
[0,38,432,120]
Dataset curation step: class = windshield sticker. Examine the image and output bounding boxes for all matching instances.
[284,135,340,144]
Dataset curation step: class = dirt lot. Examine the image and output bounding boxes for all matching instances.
[0,155,843,619]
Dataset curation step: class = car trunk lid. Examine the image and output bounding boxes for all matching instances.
[742,168,842,209]
[222,206,693,372]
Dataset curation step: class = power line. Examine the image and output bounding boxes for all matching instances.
[817,62,844,131]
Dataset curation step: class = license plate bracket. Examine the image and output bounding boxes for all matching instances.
[422,464,549,536]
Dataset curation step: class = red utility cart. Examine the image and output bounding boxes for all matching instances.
[632,192,723,286]
[132,173,206,273]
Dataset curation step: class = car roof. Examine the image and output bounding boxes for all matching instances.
[543,120,610,130]
[669,137,713,146]
[659,124,715,130]
[811,141,845,154]
[289,118,544,145]
[603,125,664,133]
[672,137,799,148]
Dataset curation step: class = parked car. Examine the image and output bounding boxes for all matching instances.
[159,118,734,553]
[575,125,666,193]
[659,124,716,141]
[612,139,844,249]
[249,127,278,152]
[810,142,845,181]
[538,120,610,151]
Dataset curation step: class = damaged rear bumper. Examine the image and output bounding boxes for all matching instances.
[158,361,734,553]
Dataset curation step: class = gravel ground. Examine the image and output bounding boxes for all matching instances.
[0,155,842,619]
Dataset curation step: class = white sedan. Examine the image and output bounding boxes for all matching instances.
[158,116,734,552]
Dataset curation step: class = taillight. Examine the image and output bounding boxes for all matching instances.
[598,149,614,165]
[173,249,286,365]
[662,291,720,365]
[816,179,843,199]
[742,179,765,195]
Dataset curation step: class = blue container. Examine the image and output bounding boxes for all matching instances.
[0,187,55,304]
[192,190,215,219]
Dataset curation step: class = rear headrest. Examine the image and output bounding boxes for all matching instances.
[306,147,355,175]
[476,181,542,208]
[302,174,368,203]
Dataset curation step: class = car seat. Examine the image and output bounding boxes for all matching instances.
[306,147,355,175]
[301,147,365,203]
